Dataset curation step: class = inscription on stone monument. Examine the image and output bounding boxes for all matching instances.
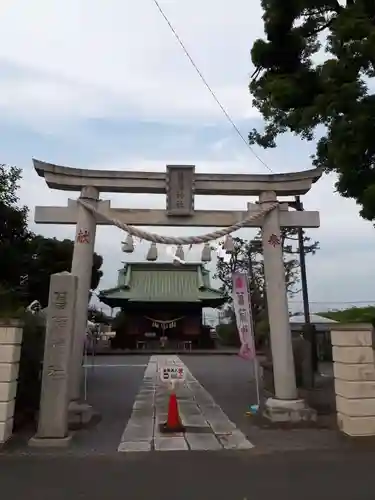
[166,165,195,216]
[36,272,77,440]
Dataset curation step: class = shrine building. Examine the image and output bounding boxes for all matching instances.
[99,262,227,349]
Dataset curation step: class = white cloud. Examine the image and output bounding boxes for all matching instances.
[3,0,374,311]
[0,75,111,134]
[0,0,262,125]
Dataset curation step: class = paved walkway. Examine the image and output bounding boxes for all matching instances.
[3,354,372,456]
[118,355,253,452]
[3,355,375,498]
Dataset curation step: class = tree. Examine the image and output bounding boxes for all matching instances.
[88,306,112,325]
[249,1,375,221]
[0,165,33,310]
[214,228,319,345]
[24,236,103,308]
[0,165,104,310]
[320,306,375,323]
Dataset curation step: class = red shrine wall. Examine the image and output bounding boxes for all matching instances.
[183,315,200,336]
[125,308,201,337]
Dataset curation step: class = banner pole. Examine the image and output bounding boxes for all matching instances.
[246,274,261,410]
[232,271,261,412]
[253,357,261,408]
[83,340,88,401]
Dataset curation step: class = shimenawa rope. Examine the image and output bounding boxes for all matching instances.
[77,198,277,246]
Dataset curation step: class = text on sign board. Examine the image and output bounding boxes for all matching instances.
[159,365,186,382]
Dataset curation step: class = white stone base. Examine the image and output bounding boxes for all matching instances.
[337,413,375,437]
[0,381,17,401]
[0,400,15,421]
[330,324,375,437]
[28,434,72,448]
[0,363,19,382]
[335,379,375,399]
[334,362,375,382]
[0,417,13,444]
[0,380,17,401]
[0,323,22,447]
[263,397,317,423]
[0,324,23,345]
[336,395,375,417]
[0,345,21,364]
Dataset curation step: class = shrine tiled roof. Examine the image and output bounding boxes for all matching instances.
[99,262,227,307]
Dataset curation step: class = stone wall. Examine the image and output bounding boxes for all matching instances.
[0,320,23,444]
[331,323,375,436]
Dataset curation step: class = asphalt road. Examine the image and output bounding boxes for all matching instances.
[2,355,375,499]
[3,355,355,454]
[1,450,375,500]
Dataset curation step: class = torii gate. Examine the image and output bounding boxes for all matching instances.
[33,159,322,422]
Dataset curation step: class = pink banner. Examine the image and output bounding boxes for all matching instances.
[232,272,256,360]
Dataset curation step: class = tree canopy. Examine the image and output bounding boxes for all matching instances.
[0,165,103,312]
[24,236,103,308]
[214,228,319,345]
[0,165,34,310]
[0,165,32,285]
[249,0,375,221]
[88,306,111,325]
[320,305,375,323]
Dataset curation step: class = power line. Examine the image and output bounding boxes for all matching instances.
[151,0,273,173]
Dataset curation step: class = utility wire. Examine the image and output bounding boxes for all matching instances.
[151,0,274,173]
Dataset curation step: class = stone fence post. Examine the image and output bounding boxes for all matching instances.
[331,323,375,436]
[0,320,23,445]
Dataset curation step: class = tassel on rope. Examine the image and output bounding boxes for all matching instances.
[223,235,234,253]
[175,245,184,261]
[201,243,212,262]
[146,242,158,261]
[121,234,134,253]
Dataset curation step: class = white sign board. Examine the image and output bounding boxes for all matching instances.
[159,365,186,383]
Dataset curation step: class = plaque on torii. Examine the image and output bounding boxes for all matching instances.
[166,165,195,217]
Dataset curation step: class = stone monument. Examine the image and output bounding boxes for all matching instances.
[29,272,77,447]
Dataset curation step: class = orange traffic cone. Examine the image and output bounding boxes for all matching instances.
[161,392,185,433]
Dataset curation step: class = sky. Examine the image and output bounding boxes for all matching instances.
[1,0,375,317]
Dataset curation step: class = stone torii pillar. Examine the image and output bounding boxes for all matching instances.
[260,191,314,421]
[69,186,99,402]
[260,191,297,400]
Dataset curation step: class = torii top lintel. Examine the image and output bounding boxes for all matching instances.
[33,158,322,197]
